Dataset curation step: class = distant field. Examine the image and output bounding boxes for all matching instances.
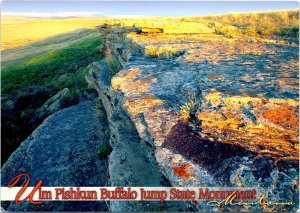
[2,29,101,94]
[1,15,107,50]
[2,28,101,67]
[2,10,298,50]
[1,28,103,164]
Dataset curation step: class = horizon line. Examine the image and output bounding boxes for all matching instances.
[2,8,298,19]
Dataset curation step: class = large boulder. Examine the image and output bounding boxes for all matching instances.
[1,100,109,211]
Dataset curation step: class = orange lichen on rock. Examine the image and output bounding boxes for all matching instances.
[263,107,298,129]
[172,163,190,178]
[207,74,218,79]
[125,97,164,115]
[197,92,299,160]
[112,68,153,93]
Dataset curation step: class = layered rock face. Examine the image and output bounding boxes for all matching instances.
[87,26,299,211]
[1,24,298,212]
[86,25,191,212]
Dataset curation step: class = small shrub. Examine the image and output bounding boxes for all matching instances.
[60,89,80,108]
[94,102,107,118]
[145,46,158,58]
[106,56,121,79]
[145,45,185,59]
[12,86,53,108]
[240,51,262,56]
[97,141,112,159]
[276,26,299,38]
[179,93,198,122]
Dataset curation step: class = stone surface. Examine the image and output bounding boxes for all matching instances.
[197,92,298,159]
[1,100,109,211]
[86,26,193,212]
[88,26,299,211]
[2,24,298,212]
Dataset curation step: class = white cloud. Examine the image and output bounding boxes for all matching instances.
[2,11,104,18]
[108,15,147,18]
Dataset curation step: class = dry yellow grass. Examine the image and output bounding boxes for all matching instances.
[2,9,298,50]
[145,45,183,59]
[1,15,206,50]
[1,15,214,51]
[1,15,112,50]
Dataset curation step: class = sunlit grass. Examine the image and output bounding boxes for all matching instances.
[1,28,103,165]
[2,34,101,94]
[121,9,299,39]
[2,9,298,51]
[1,16,113,50]
[145,45,184,59]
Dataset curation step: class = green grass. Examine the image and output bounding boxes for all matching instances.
[2,32,102,94]
[1,28,103,165]
[2,29,101,67]
[106,55,122,80]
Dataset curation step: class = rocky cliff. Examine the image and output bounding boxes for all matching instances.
[2,24,299,212]
[86,25,299,211]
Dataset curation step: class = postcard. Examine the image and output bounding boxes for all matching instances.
[1,1,299,212]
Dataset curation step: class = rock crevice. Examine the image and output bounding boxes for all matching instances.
[86,25,191,212]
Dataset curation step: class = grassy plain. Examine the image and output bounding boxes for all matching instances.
[2,16,107,50]
[1,24,103,164]
[2,9,298,51]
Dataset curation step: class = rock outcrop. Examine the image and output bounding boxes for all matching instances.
[35,88,70,120]
[86,25,299,211]
[1,100,109,211]
[86,26,192,212]
[2,24,298,212]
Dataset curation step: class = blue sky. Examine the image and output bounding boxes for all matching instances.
[2,1,299,17]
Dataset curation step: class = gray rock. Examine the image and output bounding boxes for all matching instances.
[87,25,299,212]
[35,88,70,119]
[86,27,191,212]
[58,73,69,82]
[1,100,109,211]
